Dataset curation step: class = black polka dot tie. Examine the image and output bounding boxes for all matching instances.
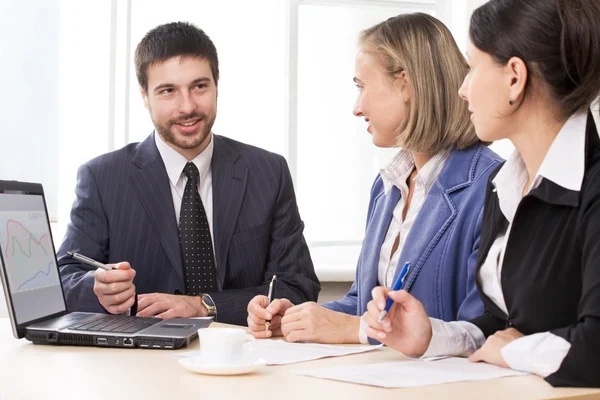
[179,162,217,295]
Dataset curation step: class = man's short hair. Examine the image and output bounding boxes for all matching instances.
[134,21,219,92]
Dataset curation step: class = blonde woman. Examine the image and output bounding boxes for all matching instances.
[247,13,502,344]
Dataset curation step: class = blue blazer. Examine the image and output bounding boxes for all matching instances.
[324,144,502,325]
[57,133,320,326]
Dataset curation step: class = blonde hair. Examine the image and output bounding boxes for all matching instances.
[360,13,479,153]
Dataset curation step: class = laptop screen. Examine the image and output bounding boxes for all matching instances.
[0,191,66,325]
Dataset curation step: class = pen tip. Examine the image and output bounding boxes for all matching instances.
[378,311,386,322]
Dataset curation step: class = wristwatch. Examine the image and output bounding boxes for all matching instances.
[200,294,217,318]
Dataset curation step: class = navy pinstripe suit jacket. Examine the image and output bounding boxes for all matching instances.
[57,133,320,325]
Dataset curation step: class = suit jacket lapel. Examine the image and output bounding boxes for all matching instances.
[397,183,454,291]
[211,135,248,288]
[130,133,183,279]
[358,186,400,312]
[398,145,483,291]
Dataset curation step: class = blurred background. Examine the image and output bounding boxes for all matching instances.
[1,0,598,315]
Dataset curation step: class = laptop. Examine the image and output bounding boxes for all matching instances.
[0,180,212,349]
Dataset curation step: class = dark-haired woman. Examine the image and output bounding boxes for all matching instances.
[363,0,600,388]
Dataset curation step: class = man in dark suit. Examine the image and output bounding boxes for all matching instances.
[57,22,319,326]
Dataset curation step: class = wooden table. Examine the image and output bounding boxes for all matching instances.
[1,319,599,400]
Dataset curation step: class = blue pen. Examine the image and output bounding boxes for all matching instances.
[378,262,411,322]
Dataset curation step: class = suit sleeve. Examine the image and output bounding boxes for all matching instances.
[323,280,359,315]
[56,164,110,313]
[323,175,382,316]
[456,206,486,321]
[469,311,506,338]
[207,156,320,326]
[545,181,600,387]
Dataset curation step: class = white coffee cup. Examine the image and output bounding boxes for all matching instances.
[197,328,255,365]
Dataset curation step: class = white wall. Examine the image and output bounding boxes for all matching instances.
[0,0,60,218]
[0,0,493,319]
[1,1,598,319]
[0,0,61,319]
[57,0,113,241]
[0,0,112,319]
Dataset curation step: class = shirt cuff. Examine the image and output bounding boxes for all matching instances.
[421,318,486,358]
[359,315,370,344]
[501,332,571,377]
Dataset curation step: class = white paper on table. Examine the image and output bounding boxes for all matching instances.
[245,340,382,365]
[171,339,382,365]
[292,357,528,388]
[421,355,453,362]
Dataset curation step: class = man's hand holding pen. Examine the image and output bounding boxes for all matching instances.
[67,251,136,315]
[93,261,137,315]
[247,277,294,339]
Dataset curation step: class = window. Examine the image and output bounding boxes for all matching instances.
[3,0,538,285]
[296,3,433,276]
[0,0,60,220]
[125,0,437,277]
[127,0,287,157]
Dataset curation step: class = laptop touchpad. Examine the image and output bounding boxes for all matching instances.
[161,324,192,329]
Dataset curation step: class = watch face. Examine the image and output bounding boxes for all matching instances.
[203,295,215,307]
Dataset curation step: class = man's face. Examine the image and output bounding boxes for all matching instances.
[143,56,218,155]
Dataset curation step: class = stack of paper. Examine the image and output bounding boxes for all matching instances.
[173,339,382,365]
[293,357,528,388]
[245,339,382,365]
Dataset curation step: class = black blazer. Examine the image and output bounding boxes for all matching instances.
[471,112,600,387]
[57,133,320,326]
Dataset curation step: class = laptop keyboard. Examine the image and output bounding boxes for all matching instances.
[68,314,159,334]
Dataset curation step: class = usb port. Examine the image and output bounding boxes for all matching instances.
[97,338,108,345]
[152,342,162,348]
[123,338,134,347]
[140,343,149,348]
[164,343,174,349]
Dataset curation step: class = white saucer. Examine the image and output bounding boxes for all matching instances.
[178,356,266,375]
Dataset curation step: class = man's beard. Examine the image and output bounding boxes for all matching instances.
[154,111,216,150]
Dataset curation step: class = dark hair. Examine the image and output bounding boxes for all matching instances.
[470,0,600,119]
[134,21,219,91]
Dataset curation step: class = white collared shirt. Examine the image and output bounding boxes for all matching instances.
[154,132,216,259]
[359,148,450,344]
[377,149,450,287]
[421,112,589,376]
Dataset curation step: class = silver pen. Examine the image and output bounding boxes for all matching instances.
[67,251,114,271]
[265,275,277,331]
[67,251,130,316]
